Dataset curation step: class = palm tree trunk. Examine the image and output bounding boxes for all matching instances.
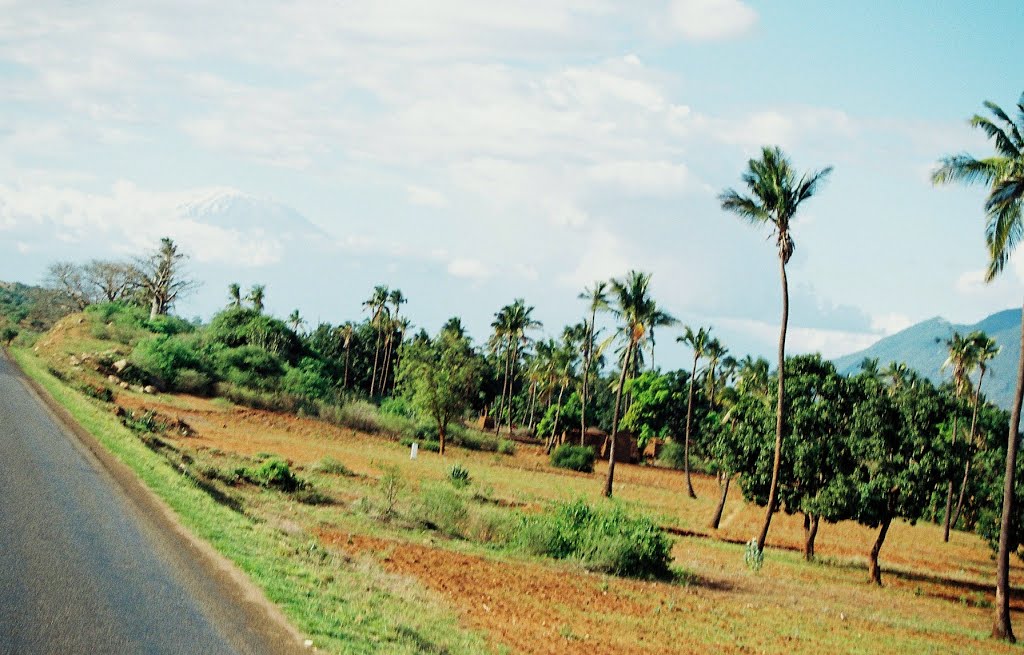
[527,381,538,432]
[943,412,961,542]
[496,342,512,435]
[504,340,520,436]
[992,298,1024,642]
[603,342,632,498]
[869,515,892,586]
[343,345,351,390]
[370,326,383,396]
[390,330,404,394]
[709,474,731,529]
[954,369,987,527]
[548,382,566,453]
[684,353,699,499]
[581,309,596,444]
[380,334,393,397]
[756,256,789,553]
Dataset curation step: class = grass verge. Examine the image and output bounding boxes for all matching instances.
[12,348,492,655]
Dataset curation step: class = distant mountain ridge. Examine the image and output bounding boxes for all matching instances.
[833,308,1021,410]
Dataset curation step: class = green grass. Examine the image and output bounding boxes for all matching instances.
[12,348,492,655]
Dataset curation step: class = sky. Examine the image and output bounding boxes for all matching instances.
[1,0,1023,368]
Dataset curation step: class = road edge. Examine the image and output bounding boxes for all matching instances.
[3,348,311,654]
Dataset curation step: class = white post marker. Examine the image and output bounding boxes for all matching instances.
[410,442,418,460]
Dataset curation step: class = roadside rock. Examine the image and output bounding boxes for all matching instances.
[113,359,129,373]
[143,385,157,395]
[119,382,130,389]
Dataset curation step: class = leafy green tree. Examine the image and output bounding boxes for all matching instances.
[398,329,483,455]
[619,370,687,456]
[941,331,976,541]
[933,92,1024,642]
[720,146,833,553]
[227,283,242,308]
[1,326,17,346]
[677,326,712,498]
[846,375,951,585]
[363,285,390,396]
[602,271,676,497]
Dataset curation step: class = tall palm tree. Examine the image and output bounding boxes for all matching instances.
[720,145,832,552]
[336,322,355,390]
[287,309,305,334]
[933,92,1024,641]
[247,284,266,313]
[547,324,585,451]
[953,331,1001,528]
[603,271,677,498]
[227,283,242,309]
[491,299,541,435]
[380,289,407,395]
[578,281,610,442]
[677,325,712,499]
[363,285,390,396]
[941,331,975,542]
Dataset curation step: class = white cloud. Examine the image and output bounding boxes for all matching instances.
[447,257,489,279]
[666,0,758,41]
[870,312,913,335]
[406,185,448,208]
[587,160,693,195]
[720,317,879,359]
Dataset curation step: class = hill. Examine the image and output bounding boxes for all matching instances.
[833,308,1021,409]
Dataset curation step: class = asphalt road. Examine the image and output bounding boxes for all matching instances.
[0,353,304,655]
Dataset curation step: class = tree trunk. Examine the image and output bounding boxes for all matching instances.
[943,412,961,542]
[496,342,512,435]
[548,382,566,453]
[603,342,632,498]
[380,334,393,397]
[993,297,1024,642]
[581,308,596,444]
[757,256,789,553]
[527,382,538,432]
[343,346,351,390]
[684,353,699,499]
[709,474,731,529]
[803,513,819,562]
[954,369,987,528]
[370,326,383,396]
[869,516,892,585]
[504,341,520,436]
[438,420,446,456]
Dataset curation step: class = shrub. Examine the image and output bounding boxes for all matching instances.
[379,465,404,519]
[379,396,415,418]
[515,499,672,579]
[121,409,165,434]
[313,457,356,476]
[448,464,471,489]
[498,439,516,456]
[130,334,208,389]
[399,437,441,453]
[550,444,596,473]
[282,357,334,400]
[214,345,286,391]
[80,383,114,402]
[214,382,311,414]
[415,486,469,538]
[205,308,302,362]
[242,457,300,492]
[657,439,686,470]
[174,368,213,395]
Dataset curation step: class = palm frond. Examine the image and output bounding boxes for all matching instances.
[985,199,1024,282]
[971,114,1023,159]
[931,154,1004,187]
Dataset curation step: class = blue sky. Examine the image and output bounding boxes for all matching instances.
[1,1,1022,367]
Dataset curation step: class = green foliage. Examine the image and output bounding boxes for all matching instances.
[241,457,300,492]
[205,307,303,363]
[498,439,516,456]
[130,333,208,389]
[657,439,686,470]
[281,357,334,400]
[550,444,596,473]
[1,325,18,345]
[448,464,471,489]
[514,499,673,579]
[415,486,469,538]
[120,409,165,434]
[174,368,213,395]
[87,302,193,337]
[620,371,688,450]
[79,382,114,402]
[214,345,286,391]
[379,396,415,418]
[313,457,356,477]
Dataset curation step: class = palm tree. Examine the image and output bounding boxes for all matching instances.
[363,285,390,396]
[578,281,610,443]
[720,145,832,552]
[603,271,677,498]
[953,331,1001,528]
[247,284,266,313]
[547,324,585,452]
[335,322,355,390]
[677,325,712,498]
[941,331,975,542]
[933,92,1024,642]
[227,283,242,308]
[380,289,407,395]
[491,299,541,435]
[288,309,305,334]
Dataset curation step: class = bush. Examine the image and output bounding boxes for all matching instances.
[515,499,672,579]
[498,439,516,456]
[174,368,213,395]
[214,345,286,391]
[550,444,596,473]
[80,383,114,402]
[214,382,311,414]
[242,457,300,492]
[281,357,334,400]
[657,439,686,470]
[130,334,208,389]
[415,486,469,538]
[448,464,471,489]
[379,396,415,418]
[744,539,764,573]
[399,437,441,453]
[313,457,356,476]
